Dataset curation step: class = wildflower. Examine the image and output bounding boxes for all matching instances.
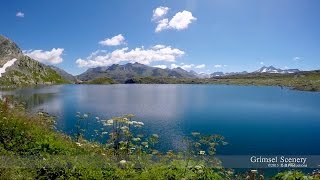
[132,137,141,142]
[151,134,159,139]
[101,132,108,135]
[75,142,82,147]
[199,150,205,155]
[119,160,127,165]
[120,126,129,131]
[95,117,99,120]
[191,132,200,136]
[101,153,106,156]
[251,170,258,173]
[194,165,203,170]
[136,121,144,126]
[83,114,88,118]
[152,150,159,155]
[141,142,149,148]
[107,119,113,124]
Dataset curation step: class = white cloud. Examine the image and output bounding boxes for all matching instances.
[170,63,204,70]
[214,64,227,68]
[293,57,301,61]
[195,64,205,69]
[76,45,185,68]
[152,6,169,20]
[260,62,264,65]
[99,34,125,46]
[155,10,197,32]
[153,65,167,69]
[155,19,169,32]
[16,11,24,18]
[24,48,64,64]
[170,64,179,69]
[152,44,166,49]
[181,64,194,70]
[168,11,197,30]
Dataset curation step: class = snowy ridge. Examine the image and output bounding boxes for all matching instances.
[0,58,17,77]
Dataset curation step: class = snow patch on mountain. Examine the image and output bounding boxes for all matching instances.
[0,58,17,77]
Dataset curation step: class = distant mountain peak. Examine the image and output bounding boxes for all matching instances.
[255,65,300,74]
[77,63,197,82]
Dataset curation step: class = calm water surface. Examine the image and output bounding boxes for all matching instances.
[2,84,320,155]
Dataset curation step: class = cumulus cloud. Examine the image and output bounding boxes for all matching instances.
[152,6,169,20]
[214,64,227,68]
[293,57,301,61]
[195,64,205,69]
[168,11,197,30]
[170,64,179,69]
[155,10,197,32]
[153,65,167,69]
[99,34,125,46]
[16,11,24,18]
[24,48,64,64]
[170,63,205,70]
[155,19,169,33]
[76,45,185,68]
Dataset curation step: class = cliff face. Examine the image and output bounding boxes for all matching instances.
[0,35,23,67]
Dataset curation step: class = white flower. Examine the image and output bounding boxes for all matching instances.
[194,165,203,170]
[95,117,100,120]
[83,114,88,118]
[107,119,113,124]
[136,121,144,126]
[132,137,141,142]
[101,132,108,135]
[199,151,205,155]
[119,160,127,165]
[75,142,82,147]
[120,126,129,131]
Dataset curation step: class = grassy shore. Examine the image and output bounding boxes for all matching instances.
[124,70,320,92]
[0,99,319,179]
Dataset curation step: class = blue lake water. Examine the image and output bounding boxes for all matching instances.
[2,84,320,155]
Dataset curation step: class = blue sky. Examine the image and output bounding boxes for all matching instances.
[1,0,320,75]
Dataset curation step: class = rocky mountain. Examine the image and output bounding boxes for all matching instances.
[0,35,68,86]
[49,65,76,83]
[77,62,197,82]
[210,71,248,77]
[255,66,300,74]
[210,72,225,77]
[0,36,23,67]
